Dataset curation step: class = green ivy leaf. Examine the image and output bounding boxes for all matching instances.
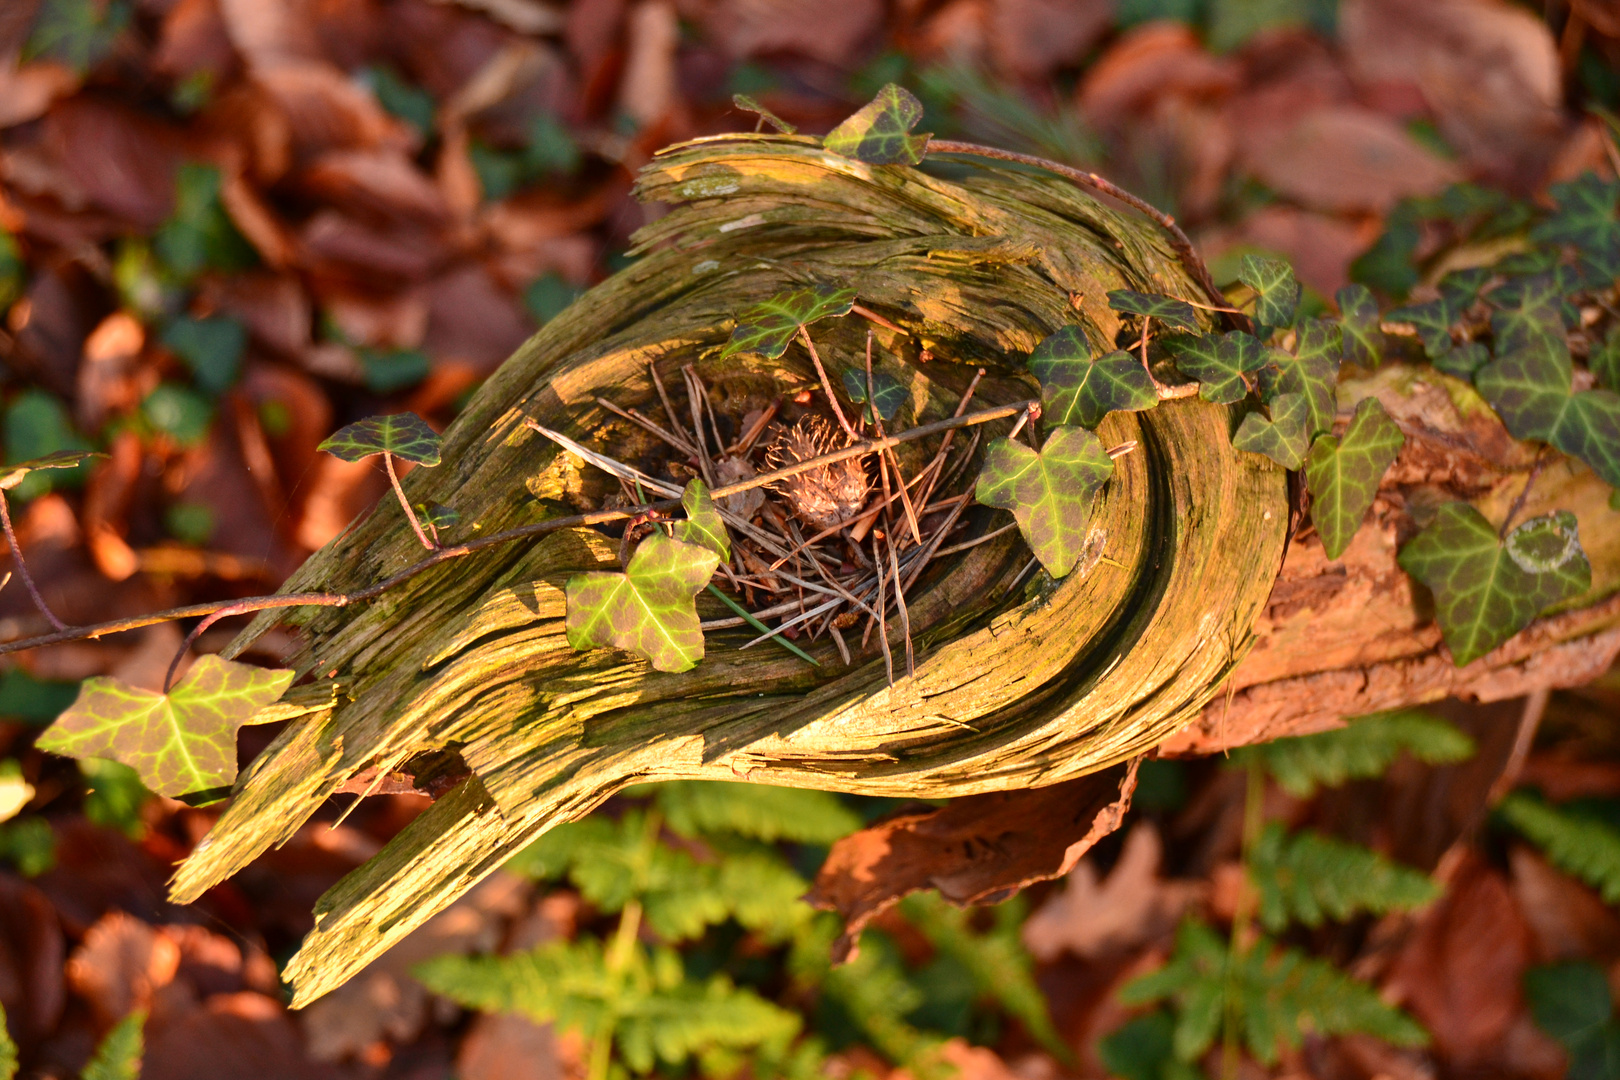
[974,427,1114,577]
[0,449,106,492]
[415,501,460,530]
[1257,319,1341,438]
[1437,267,1491,312]
[1549,390,1620,490]
[732,93,797,134]
[1488,272,1570,357]
[36,656,295,798]
[1232,393,1311,469]
[822,84,930,166]
[1531,173,1620,257]
[81,1011,145,1080]
[161,315,246,396]
[1524,962,1620,1080]
[1249,823,1439,933]
[1239,254,1300,328]
[317,412,443,465]
[1335,284,1384,368]
[1304,397,1403,559]
[675,479,729,562]
[566,533,721,673]
[1398,505,1591,666]
[1163,331,1267,405]
[841,367,907,423]
[1432,342,1490,381]
[720,284,857,360]
[1476,344,1620,488]
[1106,290,1201,334]
[1385,298,1454,358]
[1028,327,1156,427]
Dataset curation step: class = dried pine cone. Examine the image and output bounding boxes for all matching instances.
[766,417,870,533]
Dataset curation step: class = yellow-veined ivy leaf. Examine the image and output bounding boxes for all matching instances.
[841,367,906,423]
[1028,327,1157,427]
[1162,330,1267,405]
[974,426,1114,577]
[1239,254,1300,328]
[35,657,294,798]
[675,479,729,562]
[1106,289,1200,334]
[822,83,930,165]
[1335,284,1384,368]
[1304,397,1404,559]
[565,533,721,673]
[720,284,856,360]
[1232,393,1311,469]
[1397,505,1591,666]
[317,412,442,465]
[1256,319,1341,438]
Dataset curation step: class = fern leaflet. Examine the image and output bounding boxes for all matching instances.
[1498,792,1620,903]
[1231,710,1474,797]
[1120,919,1427,1065]
[648,780,862,844]
[1249,823,1440,931]
[81,1011,145,1080]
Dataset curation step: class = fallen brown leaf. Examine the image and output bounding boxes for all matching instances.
[296,148,451,224]
[45,97,185,231]
[1510,845,1620,965]
[1022,823,1203,962]
[0,62,80,131]
[65,911,182,1027]
[1243,107,1462,215]
[0,874,66,1046]
[705,0,885,65]
[808,761,1139,962]
[1077,22,1239,130]
[153,0,239,86]
[421,263,533,375]
[988,0,1112,81]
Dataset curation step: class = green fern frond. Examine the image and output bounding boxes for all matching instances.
[901,893,1069,1059]
[1250,823,1441,931]
[415,939,800,1076]
[717,851,815,942]
[1231,710,1475,797]
[648,781,862,844]
[1499,792,1620,903]
[81,1011,145,1080]
[1120,920,1427,1065]
[0,1002,17,1080]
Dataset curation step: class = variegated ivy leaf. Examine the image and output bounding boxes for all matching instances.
[841,367,906,423]
[1399,505,1590,666]
[1257,319,1341,438]
[1027,327,1157,427]
[720,284,856,360]
[1530,173,1620,257]
[1475,342,1620,488]
[1487,272,1571,358]
[974,426,1114,577]
[1232,393,1311,469]
[1432,342,1489,381]
[1385,298,1454,358]
[1162,330,1267,404]
[821,83,930,166]
[1304,397,1404,560]
[675,479,729,561]
[1238,254,1300,328]
[731,93,796,134]
[565,533,722,673]
[1437,267,1491,312]
[1335,284,1384,368]
[0,449,106,491]
[1106,290,1201,334]
[35,656,295,798]
[318,412,442,465]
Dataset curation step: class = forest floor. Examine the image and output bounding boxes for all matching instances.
[2,0,1620,1078]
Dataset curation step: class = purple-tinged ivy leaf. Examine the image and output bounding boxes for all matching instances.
[974,426,1113,577]
[36,656,295,797]
[1107,290,1201,335]
[1257,319,1341,438]
[822,84,930,166]
[318,412,442,466]
[1163,331,1266,404]
[565,534,721,673]
[676,480,729,562]
[1028,327,1157,427]
[1232,392,1311,469]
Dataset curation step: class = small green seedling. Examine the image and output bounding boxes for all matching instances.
[318,413,445,549]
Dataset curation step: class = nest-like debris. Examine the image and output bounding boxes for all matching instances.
[568,336,1013,678]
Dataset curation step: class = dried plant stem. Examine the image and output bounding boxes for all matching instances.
[871,533,894,684]
[595,396,697,456]
[797,325,858,441]
[851,303,905,334]
[648,361,692,446]
[867,331,922,545]
[888,537,915,677]
[925,139,1244,329]
[385,454,435,551]
[0,492,65,631]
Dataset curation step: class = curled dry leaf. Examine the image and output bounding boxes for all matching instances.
[807,761,1139,962]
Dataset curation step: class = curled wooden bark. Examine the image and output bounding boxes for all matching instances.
[168,135,1288,1005]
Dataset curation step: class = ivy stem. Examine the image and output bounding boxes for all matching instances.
[1498,451,1547,540]
[924,140,1248,332]
[385,453,435,550]
[0,491,65,631]
[1222,761,1267,1080]
[0,400,1038,660]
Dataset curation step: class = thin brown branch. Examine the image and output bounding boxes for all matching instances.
[797,324,858,441]
[0,492,65,631]
[925,139,1247,332]
[649,361,692,447]
[595,396,697,456]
